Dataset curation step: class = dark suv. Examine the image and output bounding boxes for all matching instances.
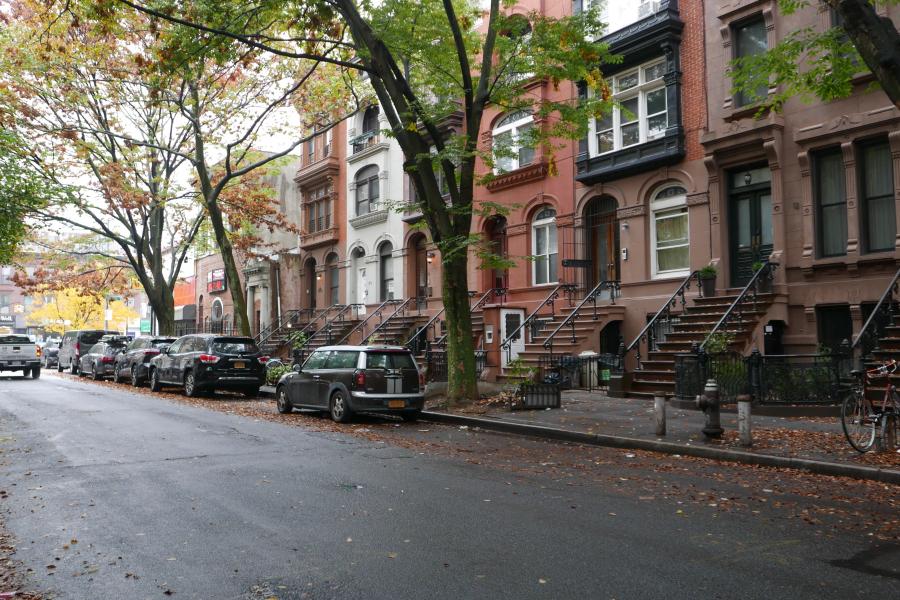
[275,345,425,423]
[113,336,176,386]
[58,330,119,375]
[148,334,268,397]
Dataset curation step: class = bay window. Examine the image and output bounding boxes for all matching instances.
[594,58,667,155]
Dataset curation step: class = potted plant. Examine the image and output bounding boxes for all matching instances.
[698,264,717,297]
[752,261,772,293]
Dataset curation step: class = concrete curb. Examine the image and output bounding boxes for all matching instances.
[421,411,900,485]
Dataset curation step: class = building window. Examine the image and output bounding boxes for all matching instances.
[651,186,689,278]
[859,139,896,253]
[207,268,226,293]
[324,129,333,157]
[732,16,768,107]
[531,206,558,285]
[307,136,315,164]
[594,58,667,154]
[305,184,332,233]
[814,147,847,258]
[352,106,380,153]
[355,165,380,216]
[816,305,851,354]
[326,253,340,306]
[492,110,534,173]
[379,242,394,301]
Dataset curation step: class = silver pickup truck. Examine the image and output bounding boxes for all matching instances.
[0,334,41,378]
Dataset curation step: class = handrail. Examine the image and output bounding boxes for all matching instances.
[337,298,402,345]
[500,283,576,361]
[362,297,415,344]
[700,261,777,350]
[296,304,353,350]
[852,266,900,349]
[543,280,619,354]
[432,288,506,346]
[255,308,313,346]
[406,307,446,348]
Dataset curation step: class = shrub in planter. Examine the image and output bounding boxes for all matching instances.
[752,261,772,293]
[698,265,717,297]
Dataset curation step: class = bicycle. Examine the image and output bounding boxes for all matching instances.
[842,360,900,453]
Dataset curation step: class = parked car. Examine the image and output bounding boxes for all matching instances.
[78,337,129,380]
[112,336,176,386]
[40,341,60,369]
[0,334,41,378]
[58,330,119,374]
[148,334,268,397]
[275,345,425,423]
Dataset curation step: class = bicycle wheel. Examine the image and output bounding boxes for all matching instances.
[880,412,899,452]
[841,389,877,453]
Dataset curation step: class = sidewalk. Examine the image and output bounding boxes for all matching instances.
[423,391,900,484]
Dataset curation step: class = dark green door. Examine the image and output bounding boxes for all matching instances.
[730,188,772,287]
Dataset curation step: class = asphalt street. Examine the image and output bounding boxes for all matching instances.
[0,372,896,599]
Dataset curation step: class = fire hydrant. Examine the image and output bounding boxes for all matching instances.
[695,379,723,439]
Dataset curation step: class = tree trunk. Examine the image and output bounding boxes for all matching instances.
[148,289,176,336]
[834,0,900,109]
[441,253,478,404]
[207,203,250,336]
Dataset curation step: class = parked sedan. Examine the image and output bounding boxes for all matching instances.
[148,334,268,397]
[112,336,176,386]
[40,341,60,369]
[78,337,129,380]
[275,345,425,423]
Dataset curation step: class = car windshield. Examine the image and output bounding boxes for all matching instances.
[212,339,260,355]
[366,352,415,370]
[0,335,31,344]
[80,332,106,345]
[151,339,175,348]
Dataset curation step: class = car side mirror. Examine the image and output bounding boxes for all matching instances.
[292,364,302,373]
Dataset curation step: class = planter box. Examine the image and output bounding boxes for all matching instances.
[700,276,716,297]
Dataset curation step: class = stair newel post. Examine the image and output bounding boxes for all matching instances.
[693,342,707,393]
[748,347,761,402]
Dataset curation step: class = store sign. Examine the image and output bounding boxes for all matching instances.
[207,269,227,292]
[140,319,151,333]
[0,315,13,324]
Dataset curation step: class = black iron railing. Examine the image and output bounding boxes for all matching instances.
[851,266,900,364]
[500,283,577,363]
[423,348,487,383]
[513,384,561,411]
[537,352,622,391]
[542,280,619,355]
[674,348,850,405]
[699,261,777,351]
[337,299,402,345]
[362,297,415,344]
[256,308,314,347]
[431,288,506,348]
[623,271,701,369]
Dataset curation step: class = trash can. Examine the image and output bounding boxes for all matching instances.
[579,351,599,389]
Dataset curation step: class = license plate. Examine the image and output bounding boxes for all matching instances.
[388,400,405,409]
[233,361,246,369]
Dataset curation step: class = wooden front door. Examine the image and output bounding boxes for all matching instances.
[585,199,619,291]
[730,188,772,287]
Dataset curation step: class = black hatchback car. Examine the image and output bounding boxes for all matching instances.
[275,345,425,423]
[148,334,268,397]
[112,336,176,386]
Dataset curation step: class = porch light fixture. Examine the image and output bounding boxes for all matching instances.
[316,273,322,281]
[744,171,752,186]
[426,252,435,264]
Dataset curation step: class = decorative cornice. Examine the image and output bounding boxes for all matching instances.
[299,227,339,251]
[793,106,900,145]
[349,208,389,229]
[485,161,549,192]
[686,192,709,207]
[295,156,340,187]
[347,141,391,164]
[617,205,647,219]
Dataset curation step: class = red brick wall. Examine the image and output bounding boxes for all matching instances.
[680,0,707,162]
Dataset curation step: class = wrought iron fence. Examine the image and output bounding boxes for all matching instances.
[537,353,622,392]
[423,349,487,383]
[513,383,561,410]
[674,348,850,405]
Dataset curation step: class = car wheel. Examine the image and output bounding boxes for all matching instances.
[149,368,162,392]
[57,362,63,373]
[31,367,41,380]
[400,410,421,423]
[22,368,30,378]
[91,364,101,381]
[329,390,352,423]
[112,365,123,384]
[242,387,260,399]
[276,386,293,414]
[183,371,200,398]
[131,365,141,387]
[71,361,79,375]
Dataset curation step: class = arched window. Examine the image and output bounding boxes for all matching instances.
[325,253,340,306]
[531,206,558,285]
[211,298,223,321]
[379,242,394,301]
[362,106,379,136]
[493,110,534,173]
[355,165,380,216]
[650,185,689,278]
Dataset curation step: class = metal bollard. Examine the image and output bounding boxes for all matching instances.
[654,392,667,436]
[695,379,723,439]
[737,394,752,447]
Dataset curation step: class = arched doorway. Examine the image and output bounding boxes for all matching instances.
[304,257,317,311]
[211,298,224,333]
[409,234,429,308]
[583,197,619,290]
[325,252,340,306]
[484,216,508,290]
[379,242,394,301]
[350,247,367,307]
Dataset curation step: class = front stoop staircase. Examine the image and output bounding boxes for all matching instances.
[256,308,318,357]
[850,267,900,403]
[514,303,626,369]
[628,293,774,399]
